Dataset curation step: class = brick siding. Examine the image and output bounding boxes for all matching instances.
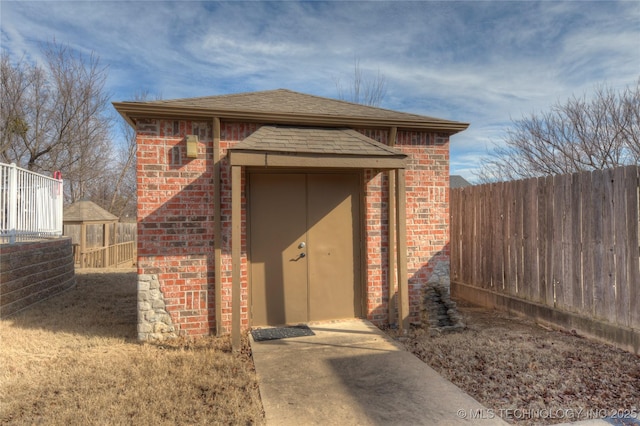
[135,119,450,338]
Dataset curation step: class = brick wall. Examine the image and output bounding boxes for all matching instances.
[0,238,76,318]
[136,119,215,338]
[396,131,451,324]
[135,119,450,338]
[360,129,450,326]
[217,123,259,333]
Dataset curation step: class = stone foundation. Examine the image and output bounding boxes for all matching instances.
[137,274,177,340]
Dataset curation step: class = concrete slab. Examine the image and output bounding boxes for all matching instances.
[250,319,509,425]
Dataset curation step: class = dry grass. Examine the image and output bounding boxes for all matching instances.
[0,270,264,425]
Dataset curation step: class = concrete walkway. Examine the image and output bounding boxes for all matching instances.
[250,319,623,426]
[250,319,508,425]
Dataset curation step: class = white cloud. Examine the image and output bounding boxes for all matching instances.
[2,1,638,177]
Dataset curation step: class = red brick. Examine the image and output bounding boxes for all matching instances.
[137,120,450,336]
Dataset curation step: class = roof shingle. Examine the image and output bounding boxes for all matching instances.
[231,126,407,157]
[113,89,469,133]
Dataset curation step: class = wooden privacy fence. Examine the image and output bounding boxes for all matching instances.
[451,165,640,331]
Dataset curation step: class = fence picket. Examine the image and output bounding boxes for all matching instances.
[523,178,538,302]
[570,172,583,312]
[626,166,640,329]
[591,170,607,320]
[613,166,629,327]
[551,174,563,308]
[505,180,515,295]
[492,182,504,292]
[543,176,556,306]
[450,189,459,282]
[481,184,491,289]
[471,187,479,287]
[580,171,594,315]
[602,168,618,323]
[560,173,574,311]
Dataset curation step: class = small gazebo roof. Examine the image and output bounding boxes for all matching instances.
[63,201,118,223]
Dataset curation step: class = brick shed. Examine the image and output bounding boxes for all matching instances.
[113,89,468,345]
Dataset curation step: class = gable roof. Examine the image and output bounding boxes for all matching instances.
[113,89,469,133]
[229,126,407,169]
[232,126,406,156]
[63,200,118,223]
[450,175,472,188]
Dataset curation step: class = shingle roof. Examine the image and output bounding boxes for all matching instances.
[113,89,469,133]
[144,89,445,122]
[450,175,472,188]
[231,126,406,157]
[63,200,118,222]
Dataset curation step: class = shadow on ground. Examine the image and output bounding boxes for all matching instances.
[2,269,137,340]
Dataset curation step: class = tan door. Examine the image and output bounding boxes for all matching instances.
[249,172,361,326]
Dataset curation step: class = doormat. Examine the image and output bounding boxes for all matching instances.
[251,325,315,342]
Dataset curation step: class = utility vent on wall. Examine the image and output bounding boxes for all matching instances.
[186,135,198,158]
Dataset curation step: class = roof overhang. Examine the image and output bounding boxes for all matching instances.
[230,151,406,169]
[228,126,408,169]
[112,102,469,134]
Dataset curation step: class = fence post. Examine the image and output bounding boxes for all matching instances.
[55,176,63,236]
[8,163,17,244]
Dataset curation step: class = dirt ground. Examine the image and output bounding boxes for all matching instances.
[391,301,640,425]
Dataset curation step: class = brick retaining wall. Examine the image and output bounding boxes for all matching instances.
[0,238,76,317]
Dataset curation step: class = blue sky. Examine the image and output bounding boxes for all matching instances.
[2,1,639,181]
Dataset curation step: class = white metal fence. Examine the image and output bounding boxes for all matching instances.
[0,162,63,244]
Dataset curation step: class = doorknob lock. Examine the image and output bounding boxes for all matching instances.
[298,242,306,249]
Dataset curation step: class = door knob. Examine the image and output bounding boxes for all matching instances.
[298,242,306,249]
[290,252,306,262]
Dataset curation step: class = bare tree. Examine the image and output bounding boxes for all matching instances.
[106,120,137,218]
[1,42,112,202]
[103,90,161,218]
[477,79,640,182]
[335,58,387,107]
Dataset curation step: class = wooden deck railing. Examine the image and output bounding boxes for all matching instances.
[74,241,136,268]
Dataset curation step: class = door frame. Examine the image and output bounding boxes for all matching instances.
[246,168,366,327]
